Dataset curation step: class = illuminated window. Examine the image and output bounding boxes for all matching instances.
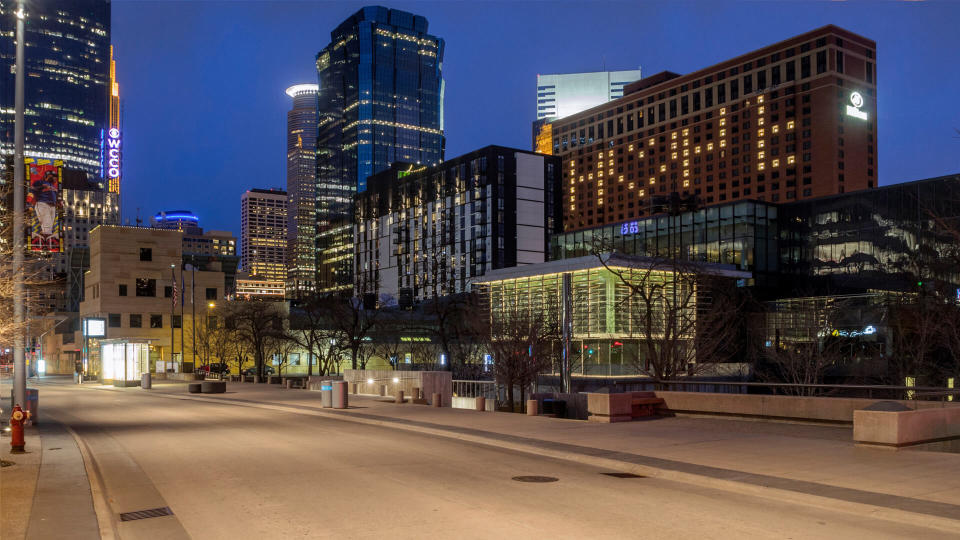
[720,107,726,116]
[757,95,764,104]
[628,144,634,151]
[757,128,765,137]
[720,129,726,137]
[683,149,690,157]
[579,175,584,182]
[660,164,667,172]
[683,138,689,147]
[608,168,613,176]
[758,140,765,149]
[682,128,689,136]
[598,170,604,177]
[648,138,655,146]
[758,162,766,171]
[649,177,656,185]
[683,180,690,187]
[638,150,645,158]
[787,121,795,130]
[758,106,765,114]
[628,182,635,189]
[569,195,575,202]
[707,142,714,151]
[569,160,575,166]
[671,142,678,150]
[569,187,575,193]
[639,189,645,196]
[720,118,727,127]
[758,117,765,126]
[598,189,604,196]
[771,125,779,134]
[570,205,575,211]
[758,151,765,160]
[787,155,796,164]
[671,132,678,140]
[588,173,594,180]
[618,175,624,182]
[608,159,613,167]
[683,159,689,167]
[695,146,701,154]
[598,179,604,186]
[772,159,780,168]
[720,140,727,148]
[683,169,690,177]
[671,151,678,160]
[598,152,604,159]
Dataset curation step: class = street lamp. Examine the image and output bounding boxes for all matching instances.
[12,0,27,409]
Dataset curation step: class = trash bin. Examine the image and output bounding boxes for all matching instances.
[141,372,152,390]
[10,389,39,425]
[542,398,555,415]
[321,383,333,408]
[332,381,348,409]
[553,400,567,418]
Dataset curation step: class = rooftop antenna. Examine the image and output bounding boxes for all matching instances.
[135,207,142,228]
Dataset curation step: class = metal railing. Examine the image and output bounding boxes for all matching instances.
[612,379,960,401]
[453,380,535,409]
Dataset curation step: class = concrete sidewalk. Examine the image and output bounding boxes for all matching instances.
[98,381,960,532]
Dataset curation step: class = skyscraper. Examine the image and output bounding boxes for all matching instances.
[315,6,445,294]
[240,188,288,283]
[285,84,318,300]
[0,0,112,177]
[535,68,643,121]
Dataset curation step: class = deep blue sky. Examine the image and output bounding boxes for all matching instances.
[113,1,960,236]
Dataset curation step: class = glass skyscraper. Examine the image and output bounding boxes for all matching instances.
[315,6,445,294]
[0,0,111,176]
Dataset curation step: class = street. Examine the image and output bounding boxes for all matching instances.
[20,380,954,539]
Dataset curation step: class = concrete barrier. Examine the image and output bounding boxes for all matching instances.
[343,369,452,407]
[200,381,226,394]
[854,406,960,448]
[526,399,538,416]
[395,390,405,404]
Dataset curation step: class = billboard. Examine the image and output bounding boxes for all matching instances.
[25,159,64,253]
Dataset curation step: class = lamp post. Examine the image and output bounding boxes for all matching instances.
[12,1,27,407]
[170,263,175,373]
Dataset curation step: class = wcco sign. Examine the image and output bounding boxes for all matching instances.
[106,128,121,180]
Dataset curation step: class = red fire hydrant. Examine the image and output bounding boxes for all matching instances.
[10,404,30,454]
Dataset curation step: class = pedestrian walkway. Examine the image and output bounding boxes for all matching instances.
[127,381,960,532]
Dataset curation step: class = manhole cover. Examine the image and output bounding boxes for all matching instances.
[602,472,645,479]
[119,507,173,522]
[0,459,14,468]
[512,475,558,483]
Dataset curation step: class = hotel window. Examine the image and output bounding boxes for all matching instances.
[139,247,152,261]
[136,278,156,297]
[150,314,163,329]
[118,284,127,297]
[129,314,142,328]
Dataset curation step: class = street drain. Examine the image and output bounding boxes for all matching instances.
[512,475,559,483]
[602,472,646,479]
[0,460,13,467]
[119,507,173,522]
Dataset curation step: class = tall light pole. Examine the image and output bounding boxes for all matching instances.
[12,1,27,407]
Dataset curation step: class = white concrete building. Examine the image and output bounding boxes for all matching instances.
[536,68,643,120]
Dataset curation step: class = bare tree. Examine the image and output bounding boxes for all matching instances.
[489,308,558,412]
[599,255,746,383]
[222,300,284,380]
[288,295,344,376]
[422,292,490,378]
[329,295,383,371]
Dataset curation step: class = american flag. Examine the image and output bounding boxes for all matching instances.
[171,267,178,309]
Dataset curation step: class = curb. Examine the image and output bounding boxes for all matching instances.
[94,386,960,535]
[59,422,117,540]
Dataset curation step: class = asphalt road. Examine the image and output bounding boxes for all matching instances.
[35,382,956,539]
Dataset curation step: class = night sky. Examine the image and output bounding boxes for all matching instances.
[112,0,960,236]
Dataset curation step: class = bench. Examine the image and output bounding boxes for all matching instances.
[631,397,666,417]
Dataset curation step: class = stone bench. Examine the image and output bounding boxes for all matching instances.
[587,392,666,423]
[854,402,960,449]
[188,383,201,394]
[201,381,226,394]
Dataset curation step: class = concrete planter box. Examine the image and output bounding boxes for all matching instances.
[854,406,960,448]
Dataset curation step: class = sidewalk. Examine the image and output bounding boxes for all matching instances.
[1,378,100,540]
[131,380,960,531]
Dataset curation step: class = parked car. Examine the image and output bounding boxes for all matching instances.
[242,366,275,377]
[197,363,230,375]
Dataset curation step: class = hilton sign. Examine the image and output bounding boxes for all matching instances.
[845,92,868,121]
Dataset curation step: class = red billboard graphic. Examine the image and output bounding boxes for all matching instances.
[25,160,63,253]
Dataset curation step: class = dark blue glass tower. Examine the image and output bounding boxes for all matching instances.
[0,0,111,177]
[315,6,445,294]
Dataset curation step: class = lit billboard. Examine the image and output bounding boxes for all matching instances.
[25,159,63,253]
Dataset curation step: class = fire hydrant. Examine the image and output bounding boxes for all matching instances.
[9,404,30,454]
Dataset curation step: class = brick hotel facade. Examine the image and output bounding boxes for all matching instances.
[548,25,877,232]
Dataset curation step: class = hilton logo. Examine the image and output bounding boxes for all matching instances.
[846,92,868,120]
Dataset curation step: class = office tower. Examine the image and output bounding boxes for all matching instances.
[152,210,203,234]
[240,188,288,283]
[315,6,445,294]
[285,84,319,300]
[551,25,876,232]
[0,0,111,177]
[536,68,643,121]
[355,146,562,304]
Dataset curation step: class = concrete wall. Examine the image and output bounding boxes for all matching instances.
[343,369,452,406]
[854,407,960,447]
[654,391,960,424]
[452,396,496,412]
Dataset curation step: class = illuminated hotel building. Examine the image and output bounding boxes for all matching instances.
[0,0,111,177]
[550,25,877,232]
[315,6,445,294]
[241,188,288,283]
[285,84,319,299]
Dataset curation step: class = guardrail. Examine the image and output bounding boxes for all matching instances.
[453,380,535,409]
